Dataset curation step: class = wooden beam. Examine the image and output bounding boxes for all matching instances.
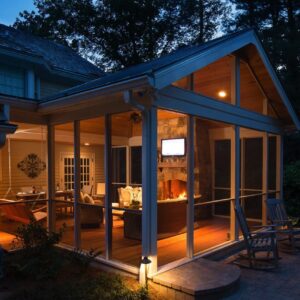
[74,120,81,248]
[187,115,195,258]
[104,114,112,259]
[156,86,283,134]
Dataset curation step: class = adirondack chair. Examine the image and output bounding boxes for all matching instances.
[266,198,300,251]
[235,204,279,269]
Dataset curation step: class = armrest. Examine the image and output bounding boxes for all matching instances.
[251,224,278,229]
[253,231,277,238]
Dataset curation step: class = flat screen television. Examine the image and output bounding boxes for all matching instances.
[161,138,186,156]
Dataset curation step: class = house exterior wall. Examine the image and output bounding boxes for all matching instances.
[0,139,105,199]
[40,80,74,99]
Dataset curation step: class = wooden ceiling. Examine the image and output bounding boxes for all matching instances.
[173,46,293,125]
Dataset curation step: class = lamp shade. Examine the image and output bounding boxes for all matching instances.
[96,183,105,195]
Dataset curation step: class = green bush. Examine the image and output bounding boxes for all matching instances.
[284,160,300,217]
[8,221,65,280]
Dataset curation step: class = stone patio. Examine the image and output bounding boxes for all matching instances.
[224,252,300,299]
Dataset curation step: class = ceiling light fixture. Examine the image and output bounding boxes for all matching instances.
[218,90,227,98]
[84,142,90,146]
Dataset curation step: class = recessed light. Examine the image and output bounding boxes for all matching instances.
[218,90,227,98]
[84,142,90,146]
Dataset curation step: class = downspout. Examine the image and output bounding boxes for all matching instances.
[0,105,17,148]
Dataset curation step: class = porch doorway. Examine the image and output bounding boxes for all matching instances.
[59,153,95,191]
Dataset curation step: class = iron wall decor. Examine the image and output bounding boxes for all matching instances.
[17,153,46,179]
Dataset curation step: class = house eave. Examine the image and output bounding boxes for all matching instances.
[38,75,153,114]
[0,93,38,111]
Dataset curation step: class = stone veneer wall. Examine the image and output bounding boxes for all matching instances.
[156,116,213,219]
[157,116,187,200]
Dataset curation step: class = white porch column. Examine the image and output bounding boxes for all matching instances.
[141,107,157,278]
[231,126,240,240]
[186,115,195,258]
[47,124,55,232]
[104,114,112,259]
[262,132,269,225]
[74,120,81,248]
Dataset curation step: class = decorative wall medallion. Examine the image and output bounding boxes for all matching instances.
[17,153,46,179]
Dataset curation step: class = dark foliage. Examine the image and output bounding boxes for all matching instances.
[227,0,300,114]
[14,0,231,71]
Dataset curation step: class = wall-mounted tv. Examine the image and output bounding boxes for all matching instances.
[161,138,186,156]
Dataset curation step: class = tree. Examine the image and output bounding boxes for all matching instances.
[14,0,230,71]
[227,0,300,112]
[180,0,231,44]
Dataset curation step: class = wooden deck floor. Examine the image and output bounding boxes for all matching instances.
[0,215,231,267]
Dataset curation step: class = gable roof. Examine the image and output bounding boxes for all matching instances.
[42,29,249,102]
[0,24,104,79]
[39,28,299,130]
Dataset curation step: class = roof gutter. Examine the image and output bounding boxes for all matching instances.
[0,94,37,111]
[38,75,153,114]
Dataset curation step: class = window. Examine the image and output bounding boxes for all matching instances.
[0,65,24,97]
[130,146,142,185]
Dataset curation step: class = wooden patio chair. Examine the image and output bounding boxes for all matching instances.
[234,204,279,269]
[0,199,47,224]
[266,198,300,252]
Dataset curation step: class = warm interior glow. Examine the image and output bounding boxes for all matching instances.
[218,90,227,98]
[84,142,90,146]
[178,191,187,199]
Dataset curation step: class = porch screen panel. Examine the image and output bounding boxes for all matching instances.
[214,140,231,216]
[0,123,48,251]
[157,109,188,267]
[243,137,263,220]
[110,111,142,267]
[79,116,105,257]
[194,118,233,255]
[54,122,75,247]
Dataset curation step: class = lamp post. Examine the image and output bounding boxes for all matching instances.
[141,256,151,289]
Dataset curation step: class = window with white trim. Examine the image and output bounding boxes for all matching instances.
[60,153,95,191]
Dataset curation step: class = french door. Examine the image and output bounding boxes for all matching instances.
[60,152,95,190]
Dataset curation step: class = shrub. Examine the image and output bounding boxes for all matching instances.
[8,221,65,280]
[284,160,300,217]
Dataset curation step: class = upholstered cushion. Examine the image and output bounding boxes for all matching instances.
[133,187,142,204]
[120,188,132,206]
